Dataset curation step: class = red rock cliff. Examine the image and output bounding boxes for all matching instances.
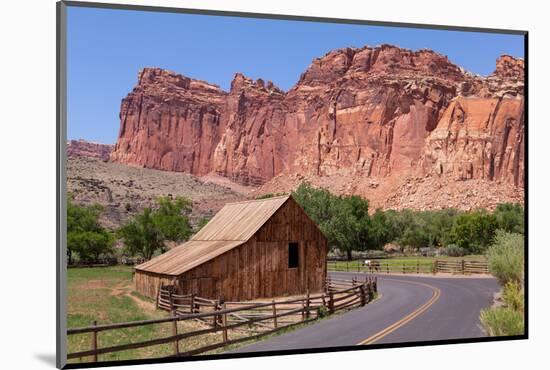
[111,45,524,194]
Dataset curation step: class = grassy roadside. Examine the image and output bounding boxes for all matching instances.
[67,266,246,363]
[481,282,524,336]
[480,231,524,336]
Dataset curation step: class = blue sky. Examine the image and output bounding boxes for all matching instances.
[67,6,524,144]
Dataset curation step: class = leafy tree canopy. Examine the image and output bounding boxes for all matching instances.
[118,196,194,260]
[291,182,523,259]
[152,196,193,243]
[67,197,114,261]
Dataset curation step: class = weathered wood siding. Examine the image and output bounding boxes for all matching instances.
[135,197,327,301]
[134,270,176,300]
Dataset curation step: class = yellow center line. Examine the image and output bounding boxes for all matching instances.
[357,279,441,346]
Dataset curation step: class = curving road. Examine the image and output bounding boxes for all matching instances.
[229,272,499,353]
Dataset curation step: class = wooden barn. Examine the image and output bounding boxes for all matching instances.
[134,195,328,301]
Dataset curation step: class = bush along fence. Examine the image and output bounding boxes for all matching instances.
[67,276,377,363]
[327,259,489,275]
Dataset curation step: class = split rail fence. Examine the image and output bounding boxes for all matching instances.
[67,276,377,363]
[327,259,489,275]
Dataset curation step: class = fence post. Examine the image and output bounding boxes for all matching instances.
[171,309,179,356]
[169,291,174,312]
[402,263,405,274]
[156,283,162,309]
[462,259,466,275]
[417,260,420,274]
[91,321,98,363]
[328,292,334,314]
[387,264,390,274]
[222,303,228,343]
[433,260,438,274]
[213,300,219,328]
[272,300,278,329]
[190,294,195,314]
[366,281,372,302]
[346,261,349,272]
[305,290,311,320]
[359,284,366,306]
[301,297,306,321]
[369,281,375,302]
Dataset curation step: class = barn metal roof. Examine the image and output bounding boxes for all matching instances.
[135,195,291,276]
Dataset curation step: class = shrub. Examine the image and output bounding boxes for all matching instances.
[481,231,525,337]
[486,230,524,285]
[502,281,524,313]
[442,244,467,257]
[317,305,329,319]
[255,192,287,200]
[480,307,524,336]
[195,217,210,232]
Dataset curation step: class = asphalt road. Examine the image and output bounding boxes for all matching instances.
[229,272,499,353]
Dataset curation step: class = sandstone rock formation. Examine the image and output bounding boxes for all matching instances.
[67,139,114,161]
[110,44,524,209]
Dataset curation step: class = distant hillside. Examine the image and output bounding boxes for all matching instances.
[67,156,251,229]
[67,139,114,161]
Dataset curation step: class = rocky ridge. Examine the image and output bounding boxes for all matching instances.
[110,44,525,210]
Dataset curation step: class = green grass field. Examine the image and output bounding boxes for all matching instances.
[67,266,243,363]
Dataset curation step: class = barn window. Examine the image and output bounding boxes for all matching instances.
[288,242,299,268]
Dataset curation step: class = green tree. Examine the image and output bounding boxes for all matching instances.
[152,197,193,243]
[493,203,524,234]
[118,197,194,259]
[293,183,371,260]
[366,209,395,250]
[292,182,335,227]
[448,210,498,254]
[67,197,114,262]
[118,208,165,260]
[429,208,461,247]
[329,195,371,260]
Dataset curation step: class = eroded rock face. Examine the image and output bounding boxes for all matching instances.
[111,45,525,199]
[110,68,227,174]
[67,139,113,161]
[421,96,524,187]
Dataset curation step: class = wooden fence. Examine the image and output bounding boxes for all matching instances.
[67,276,377,363]
[434,259,489,274]
[327,259,488,275]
